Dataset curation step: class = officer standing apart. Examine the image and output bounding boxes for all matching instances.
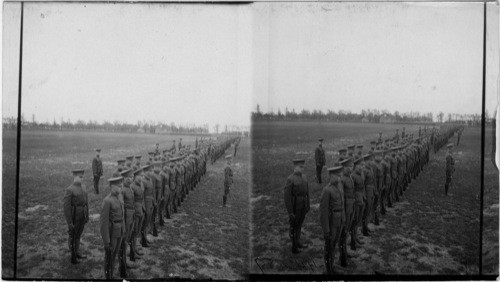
[223,155,233,207]
[64,169,89,264]
[284,159,310,254]
[100,176,125,279]
[92,149,103,194]
[315,138,326,184]
[319,166,345,274]
[445,143,455,196]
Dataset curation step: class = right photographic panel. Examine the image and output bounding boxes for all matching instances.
[250,1,499,276]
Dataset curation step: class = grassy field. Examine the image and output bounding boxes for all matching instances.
[10,130,249,279]
[2,130,17,278]
[482,125,499,275]
[250,121,482,275]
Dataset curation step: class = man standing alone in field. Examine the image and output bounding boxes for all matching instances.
[92,149,103,194]
[445,143,455,196]
[222,155,234,207]
[284,159,310,254]
[315,138,326,184]
[319,166,345,274]
[64,169,89,264]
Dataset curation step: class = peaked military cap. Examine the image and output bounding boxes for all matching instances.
[148,152,155,156]
[353,157,364,165]
[95,148,101,152]
[292,159,306,165]
[225,155,233,160]
[347,145,355,150]
[363,154,373,160]
[117,159,126,165]
[108,176,123,185]
[318,138,324,142]
[370,141,376,145]
[135,155,142,159]
[356,144,364,149]
[72,169,85,176]
[153,161,162,167]
[126,155,134,160]
[327,166,343,175]
[120,168,132,177]
[339,158,353,167]
[338,148,347,154]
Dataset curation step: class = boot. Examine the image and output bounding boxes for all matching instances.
[141,231,149,248]
[381,200,387,215]
[173,202,178,213]
[445,184,449,195]
[129,243,136,262]
[153,223,158,237]
[339,231,347,267]
[166,207,171,219]
[104,247,111,279]
[223,195,227,207]
[387,195,393,208]
[159,212,165,227]
[355,227,364,245]
[349,230,356,251]
[324,253,332,274]
[374,213,380,226]
[362,219,371,237]
[119,246,127,278]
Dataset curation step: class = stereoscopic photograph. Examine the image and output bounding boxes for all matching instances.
[2,0,499,281]
[3,2,251,279]
[249,1,499,276]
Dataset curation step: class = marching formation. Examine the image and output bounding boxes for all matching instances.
[283,124,464,274]
[63,135,241,279]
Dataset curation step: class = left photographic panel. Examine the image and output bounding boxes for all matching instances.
[4,2,252,279]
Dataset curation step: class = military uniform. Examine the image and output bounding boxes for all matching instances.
[63,169,89,264]
[350,157,365,250]
[319,166,345,274]
[445,144,455,195]
[223,155,234,207]
[141,165,155,246]
[118,169,135,276]
[315,139,326,184]
[339,158,354,266]
[92,149,103,194]
[130,168,145,257]
[284,159,310,253]
[100,177,125,279]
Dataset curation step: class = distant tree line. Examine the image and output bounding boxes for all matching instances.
[251,105,485,126]
[3,114,214,134]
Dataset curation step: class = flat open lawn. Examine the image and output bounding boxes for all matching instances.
[2,130,17,278]
[13,130,250,279]
[251,121,481,275]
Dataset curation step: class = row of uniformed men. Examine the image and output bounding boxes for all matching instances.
[64,139,232,279]
[286,126,458,274]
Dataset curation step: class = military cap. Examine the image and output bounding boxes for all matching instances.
[142,164,152,171]
[225,155,233,160]
[447,143,454,148]
[72,169,85,176]
[339,158,353,167]
[347,145,355,150]
[318,138,324,142]
[363,154,373,160]
[356,144,364,149]
[135,155,142,159]
[338,148,347,154]
[126,155,134,160]
[120,168,132,177]
[353,157,364,165]
[327,166,343,175]
[117,159,126,165]
[133,167,143,176]
[95,148,101,152]
[108,176,123,185]
[292,159,306,165]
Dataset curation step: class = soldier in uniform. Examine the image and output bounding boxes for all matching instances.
[100,176,125,279]
[445,143,455,195]
[178,138,183,150]
[370,151,383,225]
[350,157,365,250]
[284,159,310,254]
[155,143,160,156]
[160,161,171,222]
[356,145,364,158]
[361,154,375,236]
[129,168,144,260]
[141,164,155,246]
[223,155,234,207]
[319,166,345,274]
[119,169,136,276]
[394,129,400,144]
[134,156,142,170]
[457,128,463,146]
[150,161,162,237]
[64,169,89,264]
[339,158,354,266]
[315,138,326,184]
[92,149,103,194]
[169,159,178,213]
[378,132,383,144]
[338,148,347,162]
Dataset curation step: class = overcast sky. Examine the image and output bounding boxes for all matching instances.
[253,2,499,118]
[3,2,499,127]
[3,2,253,129]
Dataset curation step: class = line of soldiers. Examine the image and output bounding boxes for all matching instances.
[64,136,240,279]
[285,124,462,274]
